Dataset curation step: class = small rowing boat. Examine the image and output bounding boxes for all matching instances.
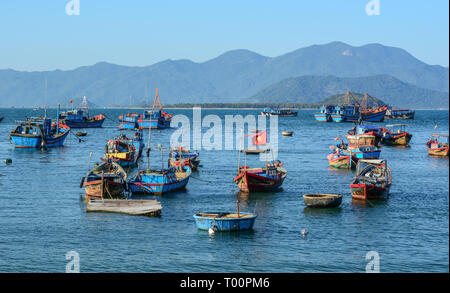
[303,194,342,208]
[282,131,293,136]
[194,200,256,232]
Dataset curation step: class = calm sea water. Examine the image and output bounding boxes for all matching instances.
[0,108,448,273]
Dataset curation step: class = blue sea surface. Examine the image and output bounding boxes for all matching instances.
[0,108,448,272]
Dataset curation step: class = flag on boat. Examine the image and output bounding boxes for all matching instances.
[252,131,267,145]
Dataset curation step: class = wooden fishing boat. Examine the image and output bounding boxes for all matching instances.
[118,112,140,130]
[75,131,87,137]
[337,134,381,161]
[261,107,298,117]
[168,146,200,170]
[85,198,162,217]
[381,124,412,146]
[426,134,449,157]
[61,97,105,128]
[194,212,257,232]
[137,89,172,129]
[104,133,143,167]
[327,150,356,169]
[128,166,191,195]
[234,160,287,193]
[303,194,342,208]
[9,105,70,149]
[282,131,293,136]
[350,159,392,200]
[82,161,128,199]
[347,125,382,146]
[385,108,415,120]
[314,105,334,122]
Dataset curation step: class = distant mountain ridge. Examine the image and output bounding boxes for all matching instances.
[0,41,448,108]
[251,75,449,109]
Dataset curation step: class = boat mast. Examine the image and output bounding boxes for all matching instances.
[147,123,151,169]
[152,88,162,110]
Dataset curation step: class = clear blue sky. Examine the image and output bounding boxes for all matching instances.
[0,0,448,71]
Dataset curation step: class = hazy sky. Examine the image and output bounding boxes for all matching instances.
[0,0,448,71]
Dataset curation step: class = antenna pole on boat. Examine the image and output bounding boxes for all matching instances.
[161,146,164,171]
[147,125,151,169]
[56,104,60,136]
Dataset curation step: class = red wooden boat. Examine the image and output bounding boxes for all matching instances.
[234,160,287,193]
[350,159,391,200]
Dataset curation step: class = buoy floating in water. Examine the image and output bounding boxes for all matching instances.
[301,229,308,237]
[208,228,215,234]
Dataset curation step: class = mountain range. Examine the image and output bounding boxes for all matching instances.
[0,41,448,108]
[252,75,449,108]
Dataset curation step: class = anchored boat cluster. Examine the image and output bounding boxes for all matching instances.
[4,89,448,233]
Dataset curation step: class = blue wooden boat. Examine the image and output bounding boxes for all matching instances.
[169,146,200,170]
[61,97,105,128]
[337,134,381,160]
[137,89,172,129]
[314,105,334,122]
[127,166,191,195]
[9,106,70,149]
[194,212,257,232]
[118,113,140,130]
[137,109,171,129]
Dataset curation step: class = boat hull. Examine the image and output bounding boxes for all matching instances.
[361,110,386,122]
[10,130,70,148]
[350,183,390,200]
[382,133,412,146]
[64,118,105,128]
[314,113,330,122]
[426,146,449,157]
[128,168,191,195]
[327,154,356,169]
[340,148,381,160]
[193,212,257,232]
[234,168,286,193]
[84,180,125,199]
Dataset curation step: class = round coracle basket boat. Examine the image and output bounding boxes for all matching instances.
[303,193,342,208]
